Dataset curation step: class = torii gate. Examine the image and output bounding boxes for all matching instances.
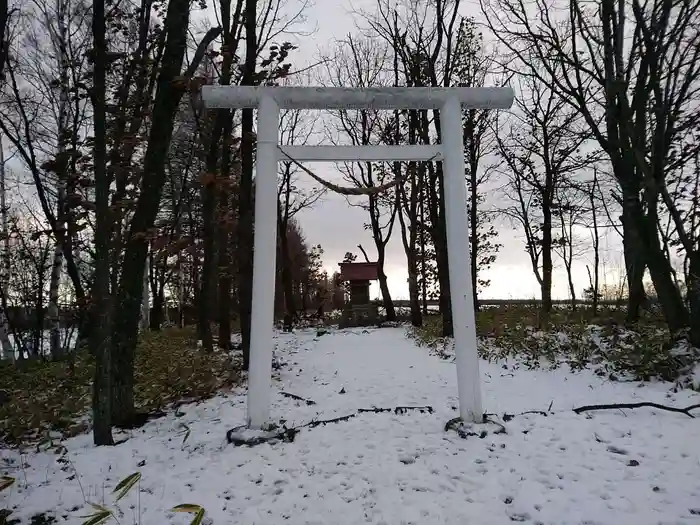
[200,85,515,429]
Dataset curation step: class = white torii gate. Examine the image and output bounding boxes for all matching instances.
[200,85,515,429]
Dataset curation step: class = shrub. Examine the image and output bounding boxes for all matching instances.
[409,306,699,386]
[0,327,241,446]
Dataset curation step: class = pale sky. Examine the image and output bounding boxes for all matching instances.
[281,0,629,300]
[3,0,632,302]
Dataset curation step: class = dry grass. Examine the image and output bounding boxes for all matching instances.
[0,327,240,447]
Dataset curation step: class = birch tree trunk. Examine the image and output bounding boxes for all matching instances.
[47,0,69,359]
[177,253,185,328]
[0,134,14,362]
[140,257,150,332]
[174,165,185,329]
[48,201,65,358]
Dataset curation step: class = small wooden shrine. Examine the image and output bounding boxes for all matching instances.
[337,261,380,328]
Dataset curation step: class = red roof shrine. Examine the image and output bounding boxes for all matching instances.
[338,262,379,282]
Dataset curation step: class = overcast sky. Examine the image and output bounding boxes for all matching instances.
[279,0,628,300]
[3,0,631,302]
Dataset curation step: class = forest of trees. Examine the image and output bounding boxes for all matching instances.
[0,0,697,444]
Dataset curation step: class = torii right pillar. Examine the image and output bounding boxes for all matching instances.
[441,96,483,423]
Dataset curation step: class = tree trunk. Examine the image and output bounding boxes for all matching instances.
[644,230,688,332]
[0,298,11,361]
[301,280,308,312]
[217,195,233,349]
[424,156,452,335]
[376,248,396,322]
[217,149,233,350]
[407,263,422,327]
[646,243,687,332]
[589,174,600,314]
[541,195,553,315]
[566,264,577,311]
[423,111,452,336]
[48,0,70,360]
[237,0,258,369]
[47,236,64,358]
[139,262,150,332]
[434,193,452,335]
[0,0,9,79]
[0,134,13,361]
[369,207,396,322]
[420,261,428,315]
[633,188,688,332]
[687,251,700,347]
[620,184,647,323]
[34,276,46,358]
[150,295,164,331]
[560,212,577,311]
[199,6,234,351]
[198,148,221,351]
[238,113,254,368]
[91,0,114,446]
[198,111,229,351]
[468,157,479,311]
[215,12,236,350]
[431,185,452,336]
[177,254,185,328]
[150,275,165,331]
[110,0,194,427]
[419,187,428,315]
[396,166,422,327]
[277,206,296,332]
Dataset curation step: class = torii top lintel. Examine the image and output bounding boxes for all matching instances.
[201,85,515,110]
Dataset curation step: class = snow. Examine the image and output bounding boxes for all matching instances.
[3,326,700,524]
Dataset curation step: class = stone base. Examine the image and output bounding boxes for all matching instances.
[339,305,380,328]
[445,416,507,439]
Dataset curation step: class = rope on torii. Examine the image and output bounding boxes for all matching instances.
[276,145,439,197]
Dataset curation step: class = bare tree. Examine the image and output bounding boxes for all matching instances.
[0,0,93,346]
[277,106,324,330]
[104,0,222,426]
[324,34,399,321]
[495,74,590,315]
[583,168,603,313]
[197,0,243,353]
[553,189,588,310]
[481,0,698,336]
[43,0,71,359]
[452,17,503,309]
[4,212,53,358]
[359,0,480,335]
[395,124,426,326]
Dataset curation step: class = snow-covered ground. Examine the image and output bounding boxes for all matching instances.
[3,327,700,524]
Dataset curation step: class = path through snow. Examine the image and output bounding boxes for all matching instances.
[2,327,700,524]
